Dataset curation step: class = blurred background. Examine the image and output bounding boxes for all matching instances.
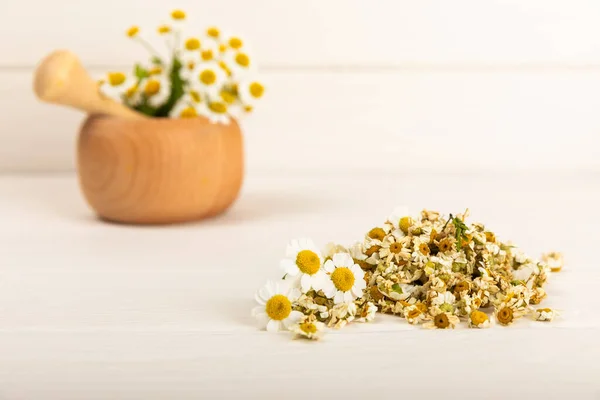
[1,0,599,174]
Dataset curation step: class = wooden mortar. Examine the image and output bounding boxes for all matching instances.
[34,50,244,224]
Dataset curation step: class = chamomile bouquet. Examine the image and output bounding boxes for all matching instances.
[98,9,264,124]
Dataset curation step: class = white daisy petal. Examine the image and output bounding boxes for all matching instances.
[266,319,281,333]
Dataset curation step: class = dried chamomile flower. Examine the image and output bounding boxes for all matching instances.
[290,317,325,340]
[252,280,303,332]
[355,302,377,322]
[534,308,557,322]
[328,302,357,329]
[541,252,564,273]
[254,207,562,339]
[404,304,426,325]
[469,310,491,328]
[424,311,460,330]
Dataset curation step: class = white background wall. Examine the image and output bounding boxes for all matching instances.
[1,0,599,173]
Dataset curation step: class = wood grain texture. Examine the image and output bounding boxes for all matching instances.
[77,115,244,224]
[0,174,598,398]
[33,50,145,120]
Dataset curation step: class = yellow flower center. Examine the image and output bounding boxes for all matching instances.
[199,70,217,85]
[201,50,214,61]
[419,243,430,256]
[331,267,355,292]
[124,85,138,99]
[208,102,227,114]
[299,321,317,334]
[265,294,292,321]
[406,308,421,320]
[185,38,200,51]
[144,80,161,96]
[171,9,186,20]
[497,307,514,325]
[149,67,162,75]
[235,53,250,67]
[219,43,227,53]
[454,281,470,293]
[438,238,453,252]
[229,37,243,49]
[295,250,320,275]
[416,302,428,314]
[365,245,381,257]
[158,25,171,34]
[207,27,220,38]
[399,217,413,233]
[470,310,488,326]
[389,242,402,254]
[126,26,139,38]
[108,72,126,86]
[189,91,201,103]
[244,105,253,113]
[249,82,264,99]
[485,232,496,243]
[180,107,197,118]
[368,227,386,241]
[434,313,450,329]
[538,308,552,313]
[187,61,195,70]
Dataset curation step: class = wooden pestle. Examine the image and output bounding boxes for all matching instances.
[33,50,146,120]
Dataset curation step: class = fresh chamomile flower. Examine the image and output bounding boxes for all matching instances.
[206,26,221,40]
[290,318,325,340]
[225,50,253,75]
[280,238,326,293]
[424,311,460,329]
[189,62,227,95]
[157,24,171,35]
[237,79,265,106]
[252,280,303,332]
[202,98,231,124]
[431,291,457,313]
[534,308,556,322]
[142,74,170,108]
[469,310,491,328]
[98,72,136,102]
[321,253,367,304]
[169,92,203,118]
[126,26,140,38]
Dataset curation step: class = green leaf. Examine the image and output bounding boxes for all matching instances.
[154,57,185,117]
[151,56,163,65]
[391,283,403,294]
[134,64,150,80]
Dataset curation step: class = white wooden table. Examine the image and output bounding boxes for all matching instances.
[0,172,598,399]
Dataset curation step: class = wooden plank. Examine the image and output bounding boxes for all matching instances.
[2,0,600,67]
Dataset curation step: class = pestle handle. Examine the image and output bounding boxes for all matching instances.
[33,50,146,120]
